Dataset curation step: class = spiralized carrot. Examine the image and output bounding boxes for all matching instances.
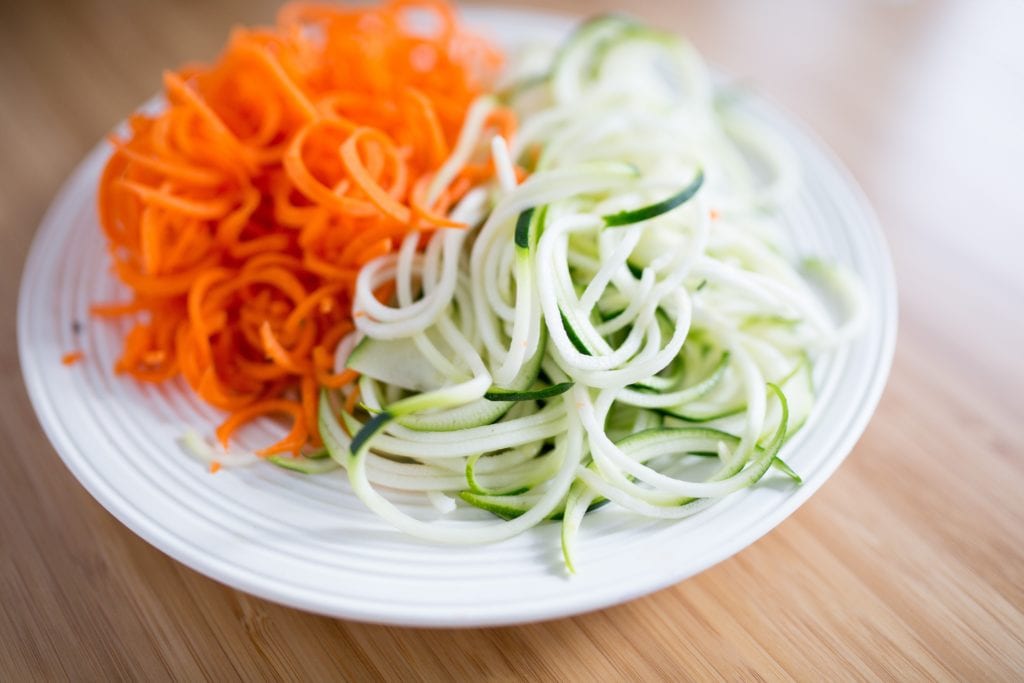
[62,351,85,366]
[96,0,507,455]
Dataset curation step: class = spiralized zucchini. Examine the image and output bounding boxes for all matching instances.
[314,15,866,569]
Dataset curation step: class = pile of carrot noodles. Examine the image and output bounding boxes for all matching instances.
[96,0,510,455]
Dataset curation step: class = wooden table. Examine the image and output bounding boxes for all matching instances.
[2,0,1022,679]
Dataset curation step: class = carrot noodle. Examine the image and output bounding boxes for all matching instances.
[62,351,85,366]
[96,0,505,455]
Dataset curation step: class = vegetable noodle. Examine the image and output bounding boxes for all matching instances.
[96,0,505,455]
[318,15,865,569]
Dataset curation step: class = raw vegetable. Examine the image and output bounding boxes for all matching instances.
[96,0,505,455]
[61,351,85,366]
[316,15,865,569]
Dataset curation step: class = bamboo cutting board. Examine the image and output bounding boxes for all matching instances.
[1,0,1021,679]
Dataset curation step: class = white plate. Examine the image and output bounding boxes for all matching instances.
[18,7,896,627]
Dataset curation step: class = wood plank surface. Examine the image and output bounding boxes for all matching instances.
[2,0,1022,679]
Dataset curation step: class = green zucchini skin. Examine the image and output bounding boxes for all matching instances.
[603,169,705,227]
[484,382,575,402]
[349,411,393,459]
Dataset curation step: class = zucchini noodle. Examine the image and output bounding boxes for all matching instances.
[306,16,864,570]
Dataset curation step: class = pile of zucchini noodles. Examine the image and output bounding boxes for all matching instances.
[204,16,866,570]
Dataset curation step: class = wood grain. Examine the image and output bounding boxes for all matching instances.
[2,0,1022,679]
